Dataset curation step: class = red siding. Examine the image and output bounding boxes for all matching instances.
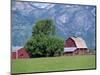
[64,38,76,47]
[12,52,16,59]
[64,48,88,56]
[12,48,30,59]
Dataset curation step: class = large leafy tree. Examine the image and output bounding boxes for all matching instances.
[24,19,64,57]
[32,19,55,36]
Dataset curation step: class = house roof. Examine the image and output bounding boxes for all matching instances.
[70,37,87,48]
[64,47,77,52]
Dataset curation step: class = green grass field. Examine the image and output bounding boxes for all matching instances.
[12,55,96,74]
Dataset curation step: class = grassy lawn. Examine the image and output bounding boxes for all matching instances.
[12,55,96,74]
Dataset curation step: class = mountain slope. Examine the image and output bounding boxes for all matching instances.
[12,2,96,49]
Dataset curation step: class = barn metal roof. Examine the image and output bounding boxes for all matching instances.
[64,47,77,52]
[12,46,23,52]
[71,37,87,48]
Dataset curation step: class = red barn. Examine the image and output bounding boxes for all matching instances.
[64,37,89,55]
[12,46,30,59]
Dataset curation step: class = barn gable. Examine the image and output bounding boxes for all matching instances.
[18,48,30,59]
[12,46,30,59]
[64,38,76,47]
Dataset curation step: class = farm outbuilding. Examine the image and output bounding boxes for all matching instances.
[12,46,30,59]
[64,37,89,55]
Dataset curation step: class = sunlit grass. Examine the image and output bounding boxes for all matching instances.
[12,55,96,74]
